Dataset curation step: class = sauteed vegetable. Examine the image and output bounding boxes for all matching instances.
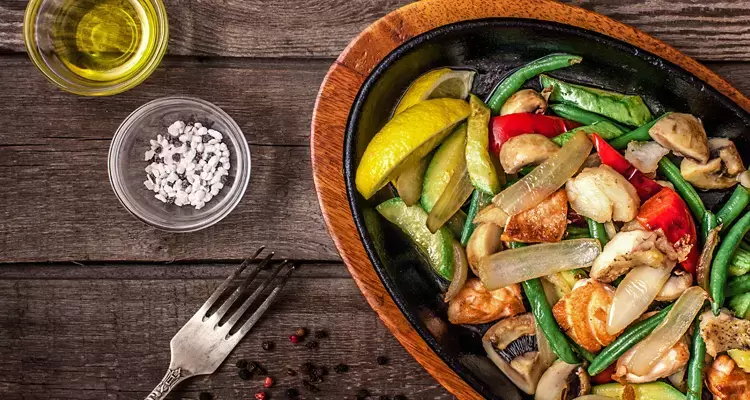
[355,53,750,399]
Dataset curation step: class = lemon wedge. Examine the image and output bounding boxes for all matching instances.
[356,98,470,199]
[394,68,476,115]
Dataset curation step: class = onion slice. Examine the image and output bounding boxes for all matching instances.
[444,241,468,302]
[427,162,474,233]
[607,265,672,335]
[493,131,592,216]
[624,286,707,376]
[697,226,721,293]
[477,239,601,290]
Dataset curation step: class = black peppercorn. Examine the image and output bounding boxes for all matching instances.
[154,146,162,154]
[314,329,328,339]
[262,341,275,351]
[203,134,211,143]
[333,363,349,373]
[355,388,370,399]
[305,340,319,350]
[315,366,328,376]
[376,356,388,366]
[285,388,299,398]
[198,393,212,400]
[238,368,252,380]
[235,359,248,369]
[172,153,181,162]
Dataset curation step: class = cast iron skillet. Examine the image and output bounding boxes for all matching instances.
[344,18,750,399]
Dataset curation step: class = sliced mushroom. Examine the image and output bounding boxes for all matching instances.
[681,138,746,190]
[500,89,547,116]
[700,310,750,357]
[500,134,560,174]
[624,141,669,174]
[590,230,678,283]
[447,278,525,325]
[655,269,693,301]
[482,313,555,394]
[536,359,591,400]
[648,113,710,163]
[565,165,640,223]
[613,335,690,383]
[466,223,504,275]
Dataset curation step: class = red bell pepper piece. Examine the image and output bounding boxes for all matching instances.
[591,133,663,201]
[591,364,616,385]
[636,187,700,275]
[489,113,580,153]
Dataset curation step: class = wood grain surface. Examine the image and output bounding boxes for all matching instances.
[5,0,750,60]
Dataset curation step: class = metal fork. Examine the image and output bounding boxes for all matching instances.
[145,247,295,400]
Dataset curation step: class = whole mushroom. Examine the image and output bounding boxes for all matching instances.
[500,89,548,116]
[649,113,710,163]
[500,134,559,174]
[681,138,746,190]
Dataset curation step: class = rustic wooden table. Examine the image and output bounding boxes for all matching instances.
[1,1,750,399]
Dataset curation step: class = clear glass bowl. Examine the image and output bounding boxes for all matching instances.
[109,97,251,232]
[24,0,169,96]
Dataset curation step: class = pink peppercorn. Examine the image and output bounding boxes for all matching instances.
[263,376,273,388]
[290,334,300,344]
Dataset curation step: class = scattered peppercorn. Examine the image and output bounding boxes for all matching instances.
[393,395,407,400]
[238,368,252,380]
[376,356,389,366]
[172,153,181,162]
[236,359,248,369]
[254,392,267,400]
[263,376,274,388]
[302,379,320,393]
[262,341,275,351]
[333,363,349,373]
[198,393,212,400]
[154,146,162,154]
[289,335,300,344]
[285,388,299,398]
[202,134,211,143]
[314,330,328,339]
[286,368,297,376]
[251,361,267,374]
[356,388,370,399]
[295,327,307,337]
[305,340,319,350]
[314,366,328,377]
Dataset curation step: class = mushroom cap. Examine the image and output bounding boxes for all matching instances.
[649,113,710,163]
[500,89,547,116]
[499,134,559,174]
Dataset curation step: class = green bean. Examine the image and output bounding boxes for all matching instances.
[608,112,672,150]
[711,210,750,315]
[587,218,610,247]
[587,305,673,376]
[702,210,719,244]
[727,274,750,297]
[573,342,597,363]
[523,278,580,364]
[460,190,492,246]
[486,54,582,114]
[686,316,706,400]
[658,157,706,222]
[518,165,536,176]
[729,247,750,277]
[549,103,628,132]
[717,185,750,231]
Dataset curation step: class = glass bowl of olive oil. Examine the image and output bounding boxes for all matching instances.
[24,0,168,96]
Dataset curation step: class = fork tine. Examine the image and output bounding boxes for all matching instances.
[222,260,291,332]
[231,264,297,340]
[197,246,265,315]
[209,251,276,323]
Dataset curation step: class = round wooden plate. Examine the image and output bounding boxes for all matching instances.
[310,0,750,398]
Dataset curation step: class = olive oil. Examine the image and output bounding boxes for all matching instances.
[50,0,157,82]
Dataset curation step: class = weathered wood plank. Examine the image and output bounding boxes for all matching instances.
[4,0,750,60]
[0,262,453,399]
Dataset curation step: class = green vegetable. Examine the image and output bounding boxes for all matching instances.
[566,224,591,239]
[717,185,750,231]
[711,210,750,314]
[588,305,673,376]
[445,210,467,241]
[376,198,455,280]
[592,382,686,400]
[549,103,629,131]
[486,53,582,114]
[466,95,500,195]
[551,120,624,146]
[702,210,719,244]
[658,157,707,223]
[522,277,580,364]
[686,317,706,400]
[459,190,492,246]
[540,74,653,126]
[729,292,750,319]
[587,218,610,247]
[421,124,467,212]
[573,342,597,363]
[608,112,673,150]
[518,165,535,176]
[727,274,750,297]
[730,247,750,277]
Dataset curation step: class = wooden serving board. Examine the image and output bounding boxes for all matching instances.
[310,0,750,398]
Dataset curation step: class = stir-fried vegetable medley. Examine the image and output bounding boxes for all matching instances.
[355,53,750,400]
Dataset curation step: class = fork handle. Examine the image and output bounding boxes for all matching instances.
[145,368,187,400]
